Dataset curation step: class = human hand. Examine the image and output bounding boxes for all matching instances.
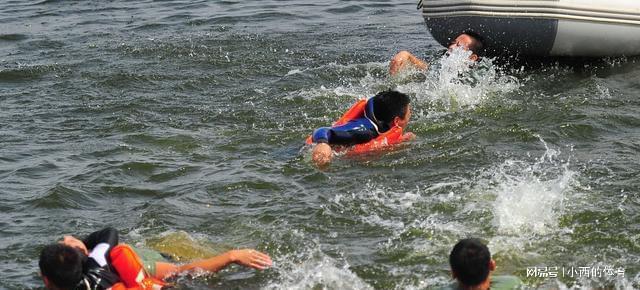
[401,132,416,141]
[390,51,428,76]
[229,249,272,270]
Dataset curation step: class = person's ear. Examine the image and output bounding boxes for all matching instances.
[392,116,401,127]
[470,54,479,61]
[489,259,496,271]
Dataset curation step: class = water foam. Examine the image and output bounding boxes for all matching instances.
[295,48,521,114]
[287,49,521,122]
[552,262,639,290]
[397,47,521,110]
[329,181,470,259]
[331,182,424,234]
[265,241,372,290]
[489,138,574,236]
[296,61,391,100]
[459,137,579,257]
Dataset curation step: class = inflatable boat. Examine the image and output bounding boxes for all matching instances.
[419,0,640,57]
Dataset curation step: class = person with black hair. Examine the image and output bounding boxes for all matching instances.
[389,33,484,76]
[39,227,272,290]
[310,90,414,166]
[39,228,121,290]
[449,238,494,289]
[39,244,90,290]
[447,238,522,290]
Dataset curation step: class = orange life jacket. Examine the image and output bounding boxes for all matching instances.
[109,244,166,290]
[306,99,405,155]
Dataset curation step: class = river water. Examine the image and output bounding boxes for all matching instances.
[1,0,639,289]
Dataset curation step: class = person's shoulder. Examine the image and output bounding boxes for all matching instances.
[491,275,524,289]
[432,275,524,290]
[431,281,461,290]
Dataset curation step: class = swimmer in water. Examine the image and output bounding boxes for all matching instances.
[38,227,272,290]
[310,90,415,167]
[389,33,484,76]
[446,238,522,290]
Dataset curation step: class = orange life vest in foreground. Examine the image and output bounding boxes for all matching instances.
[109,244,166,290]
[305,99,405,155]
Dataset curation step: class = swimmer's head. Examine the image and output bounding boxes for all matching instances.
[39,244,84,290]
[448,33,484,61]
[449,238,496,288]
[372,90,411,129]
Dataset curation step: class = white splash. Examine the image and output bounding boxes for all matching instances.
[398,46,521,110]
[488,137,575,236]
[331,182,424,234]
[264,246,372,290]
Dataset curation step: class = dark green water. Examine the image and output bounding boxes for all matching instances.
[1,1,639,289]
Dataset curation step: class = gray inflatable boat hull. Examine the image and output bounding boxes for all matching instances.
[421,0,640,56]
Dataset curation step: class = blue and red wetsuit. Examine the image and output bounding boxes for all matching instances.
[311,98,389,146]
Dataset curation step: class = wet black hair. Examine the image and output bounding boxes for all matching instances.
[39,244,84,290]
[371,90,410,125]
[449,238,491,287]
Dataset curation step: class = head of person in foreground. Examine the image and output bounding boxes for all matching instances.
[39,244,84,290]
[449,238,496,290]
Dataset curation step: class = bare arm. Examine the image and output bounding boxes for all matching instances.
[389,51,428,76]
[154,249,272,279]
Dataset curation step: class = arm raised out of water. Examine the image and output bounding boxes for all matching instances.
[389,50,429,76]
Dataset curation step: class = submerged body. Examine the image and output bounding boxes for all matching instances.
[40,228,272,290]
